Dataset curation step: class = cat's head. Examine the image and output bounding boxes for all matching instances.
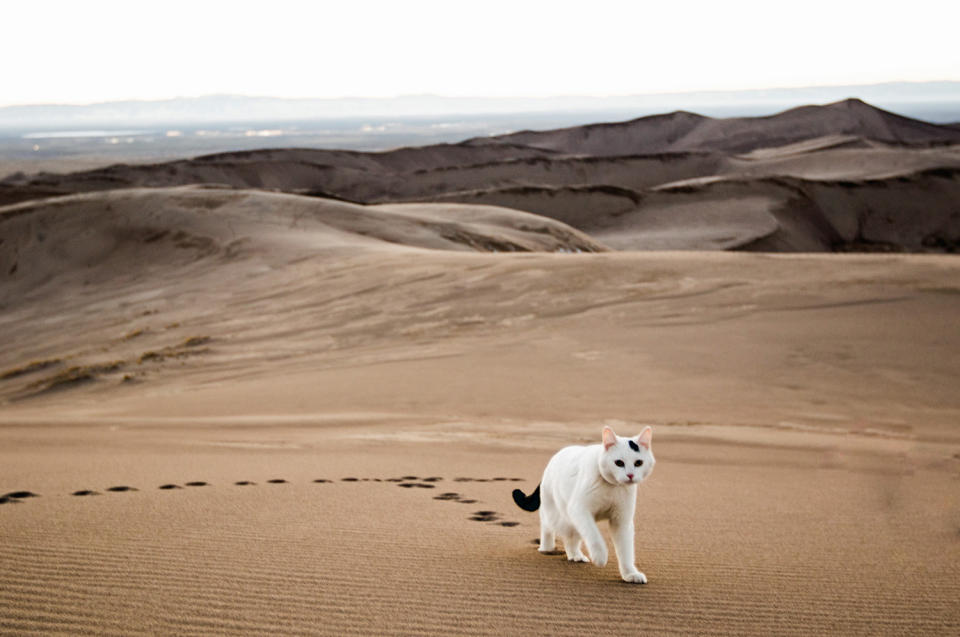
[599,426,655,486]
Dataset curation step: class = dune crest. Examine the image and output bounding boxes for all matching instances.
[0,186,603,293]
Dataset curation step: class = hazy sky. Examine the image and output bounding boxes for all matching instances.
[5,0,959,106]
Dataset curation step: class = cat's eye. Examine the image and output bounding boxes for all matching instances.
[614,460,625,467]
[634,460,644,467]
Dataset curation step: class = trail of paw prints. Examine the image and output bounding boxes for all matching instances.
[467,509,519,527]
[3,475,528,530]
[0,491,39,505]
[371,474,525,527]
[391,475,442,489]
[430,483,524,528]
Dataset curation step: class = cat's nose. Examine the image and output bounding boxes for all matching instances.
[627,473,634,481]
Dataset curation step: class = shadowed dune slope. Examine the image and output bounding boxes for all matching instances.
[0,142,555,207]
[415,167,960,251]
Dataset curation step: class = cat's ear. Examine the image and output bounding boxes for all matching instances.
[602,426,618,450]
[636,426,653,449]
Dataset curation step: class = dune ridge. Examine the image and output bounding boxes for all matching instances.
[477,98,960,154]
[419,167,960,251]
[0,186,603,296]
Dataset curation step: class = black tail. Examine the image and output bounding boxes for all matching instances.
[512,484,541,512]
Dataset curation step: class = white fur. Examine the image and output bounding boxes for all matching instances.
[536,426,654,583]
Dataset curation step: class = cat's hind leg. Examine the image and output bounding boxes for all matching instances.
[539,526,556,554]
[538,505,558,553]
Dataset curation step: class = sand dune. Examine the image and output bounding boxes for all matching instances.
[2,203,959,632]
[0,142,555,208]
[2,101,960,634]
[0,187,602,297]
[5,144,958,254]
[3,99,959,254]
[412,166,960,251]
[482,98,960,155]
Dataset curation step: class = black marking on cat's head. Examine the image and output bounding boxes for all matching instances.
[628,440,640,452]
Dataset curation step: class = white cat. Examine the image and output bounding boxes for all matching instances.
[512,426,655,583]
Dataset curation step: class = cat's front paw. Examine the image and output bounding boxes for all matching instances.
[588,545,608,568]
[622,571,647,584]
[567,552,590,563]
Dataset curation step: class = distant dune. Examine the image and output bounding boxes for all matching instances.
[0,187,601,305]
[2,99,958,254]
[476,98,960,154]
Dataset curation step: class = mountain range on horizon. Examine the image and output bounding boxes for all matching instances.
[2,81,960,129]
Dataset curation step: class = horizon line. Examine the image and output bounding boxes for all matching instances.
[4,79,960,110]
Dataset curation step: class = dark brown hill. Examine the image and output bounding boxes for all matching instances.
[0,142,554,208]
[478,99,960,155]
